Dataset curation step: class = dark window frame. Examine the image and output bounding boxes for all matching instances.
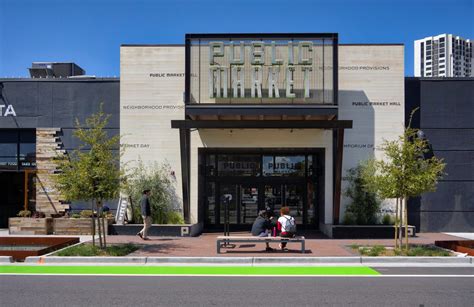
[0,129,36,171]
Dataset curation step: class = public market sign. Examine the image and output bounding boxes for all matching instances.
[208,41,316,99]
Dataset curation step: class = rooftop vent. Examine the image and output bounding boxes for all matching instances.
[29,62,85,78]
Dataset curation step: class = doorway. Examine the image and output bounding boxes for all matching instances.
[200,149,324,230]
[0,172,25,228]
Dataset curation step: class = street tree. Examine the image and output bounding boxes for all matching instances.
[55,104,121,248]
[363,109,445,250]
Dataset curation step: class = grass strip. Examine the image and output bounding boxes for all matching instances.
[0,266,379,276]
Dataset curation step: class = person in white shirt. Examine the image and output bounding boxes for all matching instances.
[277,207,296,251]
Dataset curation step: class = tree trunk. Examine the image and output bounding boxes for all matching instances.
[394,198,399,249]
[96,201,103,249]
[399,199,403,250]
[404,197,409,251]
[91,201,95,247]
[102,217,107,248]
[101,202,107,249]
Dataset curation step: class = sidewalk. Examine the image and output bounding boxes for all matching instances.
[103,231,466,257]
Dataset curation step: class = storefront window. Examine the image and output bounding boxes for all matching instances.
[263,155,305,177]
[0,130,36,170]
[217,154,260,176]
[19,131,36,168]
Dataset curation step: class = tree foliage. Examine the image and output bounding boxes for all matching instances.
[362,108,446,250]
[55,104,121,248]
[55,106,121,202]
[343,165,380,225]
[362,125,445,200]
[123,161,183,224]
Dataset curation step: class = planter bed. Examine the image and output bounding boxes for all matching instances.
[53,218,114,235]
[9,218,53,235]
[0,237,79,261]
[332,225,416,239]
[435,240,474,256]
[109,223,203,237]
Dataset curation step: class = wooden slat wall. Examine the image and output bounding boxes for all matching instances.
[35,128,68,215]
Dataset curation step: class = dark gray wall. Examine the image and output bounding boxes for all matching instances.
[406,77,474,232]
[0,79,120,212]
[0,78,119,151]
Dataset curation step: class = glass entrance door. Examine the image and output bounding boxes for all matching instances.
[264,184,283,215]
[219,184,238,224]
[285,184,304,224]
[264,183,305,225]
[240,185,258,224]
[219,184,259,225]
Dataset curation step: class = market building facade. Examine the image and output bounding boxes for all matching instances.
[120,33,405,235]
[2,34,472,235]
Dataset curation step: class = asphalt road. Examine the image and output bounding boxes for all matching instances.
[1,271,473,307]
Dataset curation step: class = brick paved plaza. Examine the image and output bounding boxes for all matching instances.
[104,232,464,257]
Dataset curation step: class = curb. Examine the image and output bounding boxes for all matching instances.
[24,256,146,264]
[146,257,253,265]
[253,257,361,264]
[19,256,474,265]
[360,256,472,264]
[0,256,13,263]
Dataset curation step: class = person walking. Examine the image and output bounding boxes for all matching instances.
[137,189,152,240]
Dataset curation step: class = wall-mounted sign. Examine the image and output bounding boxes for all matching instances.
[208,41,316,99]
[186,34,337,104]
[0,104,16,117]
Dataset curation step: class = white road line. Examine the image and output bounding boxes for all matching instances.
[1,273,474,277]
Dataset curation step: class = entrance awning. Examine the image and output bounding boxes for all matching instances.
[185,105,339,121]
[171,119,352,129]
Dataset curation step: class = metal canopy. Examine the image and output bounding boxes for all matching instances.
[185,105,338,118]
[171,120,352,129]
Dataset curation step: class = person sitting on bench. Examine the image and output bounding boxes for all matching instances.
[251,210,275,252]
[277,207,297,251]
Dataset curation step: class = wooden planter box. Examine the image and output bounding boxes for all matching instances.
[53,218,114,235]
[9,218,54,235]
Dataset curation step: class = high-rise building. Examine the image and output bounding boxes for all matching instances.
[414,34,473,77]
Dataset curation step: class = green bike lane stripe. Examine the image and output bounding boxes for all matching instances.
[0,266,379,276]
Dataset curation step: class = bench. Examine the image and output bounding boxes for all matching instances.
[216,236,306,254]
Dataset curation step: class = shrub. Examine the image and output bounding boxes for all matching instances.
[344,164,381,225]
[349,244,360,250]
[360,245,386,256]
[71,213,81,219]
[17,210,31,218]
[80,210,93,218]
[382,214,394,225]
[56,243,139,256]
[124,161,183,224]
[166,210,185,224]
[342,212,356,225]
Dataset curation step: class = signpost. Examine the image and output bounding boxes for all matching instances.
[222,194,232,247]
[115,197,131,225]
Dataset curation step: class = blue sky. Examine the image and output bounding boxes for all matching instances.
[0,0,472,77]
